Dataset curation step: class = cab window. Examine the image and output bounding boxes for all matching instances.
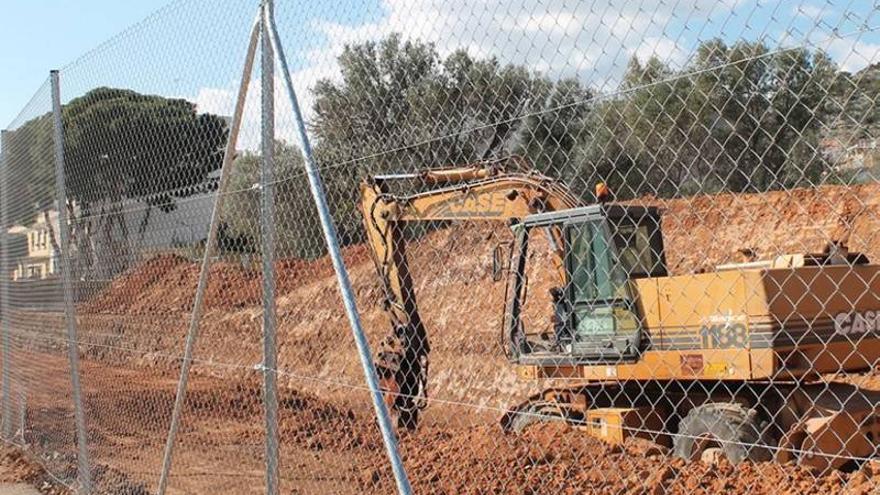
[610,218,663,279]
[565,220,643,342]
[566,221,626,303]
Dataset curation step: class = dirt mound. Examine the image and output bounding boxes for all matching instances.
[84,182,880,316]
[655,183,880,273]
[379,423,879,494]
[81,245,372,315]
[75,182,880,411]
[83,254,190,313]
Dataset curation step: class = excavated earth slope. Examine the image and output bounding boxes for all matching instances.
[78,183,880,403]
[67,183,880,493]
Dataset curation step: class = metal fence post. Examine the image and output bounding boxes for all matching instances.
[0,129,12,442]
[16,389,25,443]
[260,2,280,493]
[156,14,262,495]
[50,69,92,494]
[263,4,414,494]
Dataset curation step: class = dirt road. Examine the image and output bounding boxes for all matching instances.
[7,348,880,494]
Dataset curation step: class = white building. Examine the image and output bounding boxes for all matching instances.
[7,210,60,280]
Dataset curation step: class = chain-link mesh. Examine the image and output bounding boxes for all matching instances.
[3,0,880,493]
[0,78,81,490]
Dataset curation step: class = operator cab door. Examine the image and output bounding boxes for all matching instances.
[562,209,664,361]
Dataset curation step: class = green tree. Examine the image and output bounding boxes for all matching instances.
[4,87,228,277]
[3,114,56,227]
[224,141,325,259]
[496,76,593,182]
[686,40,837,191]
[311,34,592,241]
[578,39,840,199]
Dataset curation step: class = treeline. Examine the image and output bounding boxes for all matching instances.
[4,34,879,264]
[301,35,879,248]
[3,89,228,277]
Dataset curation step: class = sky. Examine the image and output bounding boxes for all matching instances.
[0,0,170,128]
[2,0,879,147]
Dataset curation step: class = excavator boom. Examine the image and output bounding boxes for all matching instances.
[359,156,579,428]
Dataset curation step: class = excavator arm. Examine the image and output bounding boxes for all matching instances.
[358,157,580,428]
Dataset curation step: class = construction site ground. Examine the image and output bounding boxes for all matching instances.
[0,485,41,495]
[0,446,68,495]
[10,183,880,494]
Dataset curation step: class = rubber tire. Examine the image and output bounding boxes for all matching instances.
[673,402,772,464]
[397,408,419,431]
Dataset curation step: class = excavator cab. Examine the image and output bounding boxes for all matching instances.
[507,204,666,364]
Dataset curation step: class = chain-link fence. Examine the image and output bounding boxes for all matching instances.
[2,0,880,493]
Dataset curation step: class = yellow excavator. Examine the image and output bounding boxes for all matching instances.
[359,156,880,471]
